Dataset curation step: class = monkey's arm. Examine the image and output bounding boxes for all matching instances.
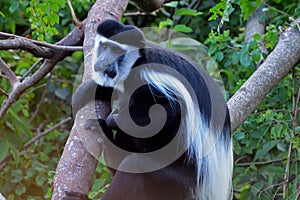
[72,80,97,117]
[72,80,113,117]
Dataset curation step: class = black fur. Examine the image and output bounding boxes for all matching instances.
[72,19,232,200]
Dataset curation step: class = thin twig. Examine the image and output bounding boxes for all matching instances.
[0,26,84,119]
[24,117,72,147]
[124,10,158,17]
[20,58,44,82]
[67,0,83,28]
[0,38,54,58]
[0,32,83,51]
[28,85,48,124]
[0,88,8,97]
[0,117,72,171]
[0,58,19,88]
[283,142,292,198]
[235,157,288,166]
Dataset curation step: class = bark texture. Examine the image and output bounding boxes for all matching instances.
[51,1,128,199]
[132,0,171,12]
[228,27,300,131]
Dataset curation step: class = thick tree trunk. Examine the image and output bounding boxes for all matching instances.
[51,1,129,199]
[244,1,266,43]
[132,0,171,12]
[228,27,300,131]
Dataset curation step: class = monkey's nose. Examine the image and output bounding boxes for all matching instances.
[104,66,117,78]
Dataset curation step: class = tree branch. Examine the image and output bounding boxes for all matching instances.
[20,58,44,81]
[0,117,72,172]
[51,0,129,199]
[244,0,268,65]
[0,27,84,119]
[244,1,266,43]
[132,0,171,12]
[67,0,83,28]
[0,37,54,58]
[228,26,300,131]
[0,32,83,52]
[0,58,19,88]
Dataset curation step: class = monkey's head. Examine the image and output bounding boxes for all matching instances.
[91,20,145,90]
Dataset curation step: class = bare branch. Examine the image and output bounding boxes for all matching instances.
[283,142,293,197]
[0,27,84,119]
[124,10,158,17]
[228,27,300,131]
[244,0,268,65]
[0,117,72,172]
[67,0,83,28]
[0,32,83,51]
[25,117,72,147]
[244,1,266,43]
[0,38,54,58]
[235,156,289,166]
[0,88,8,97]
[132,0,171,12]
[0,58,19,88]
[20,58,44,82]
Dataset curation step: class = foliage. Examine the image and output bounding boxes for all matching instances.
[204,2,300,199]
[0,0,299,199]
[0,0,93,199]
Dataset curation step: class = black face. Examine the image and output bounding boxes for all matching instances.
[94,41,126,78]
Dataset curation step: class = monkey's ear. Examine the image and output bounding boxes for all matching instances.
[110,27,146,48]
[97,19,145,48]
[97,19,124,38]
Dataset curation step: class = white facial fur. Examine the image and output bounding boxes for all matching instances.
[91,34,141,91]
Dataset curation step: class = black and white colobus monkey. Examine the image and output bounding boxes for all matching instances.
[72,19,233,200]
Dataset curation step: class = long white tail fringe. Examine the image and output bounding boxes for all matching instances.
[142,69,233,200]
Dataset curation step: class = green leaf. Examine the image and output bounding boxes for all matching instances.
[208,44,217,55]
[251,49,261,62]
[251,182,264,197]
[253,33,261,41]
[254,140,278,161]
[220,69,234,84]
[248,40,258,51]
[235,132,245,140]
[173,24,193,33]
[16,185,26,196]
[232,51,240,65]
[9,2,19,13]
[0,139,9,161]
[36,174,47,186]
[11,169,23,183]
[295,126,300,133]
[164,1,178,7]
[240,0,262,20]
[209,0,226,21]
[174,8,202,16]
[159,19,173,29]
[240,52,251,67]
[215,51,224,61]
[11,147,20,165]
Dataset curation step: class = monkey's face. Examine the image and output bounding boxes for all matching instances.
[91,34,140,91]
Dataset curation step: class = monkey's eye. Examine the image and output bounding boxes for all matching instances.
[111,46,124,54]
